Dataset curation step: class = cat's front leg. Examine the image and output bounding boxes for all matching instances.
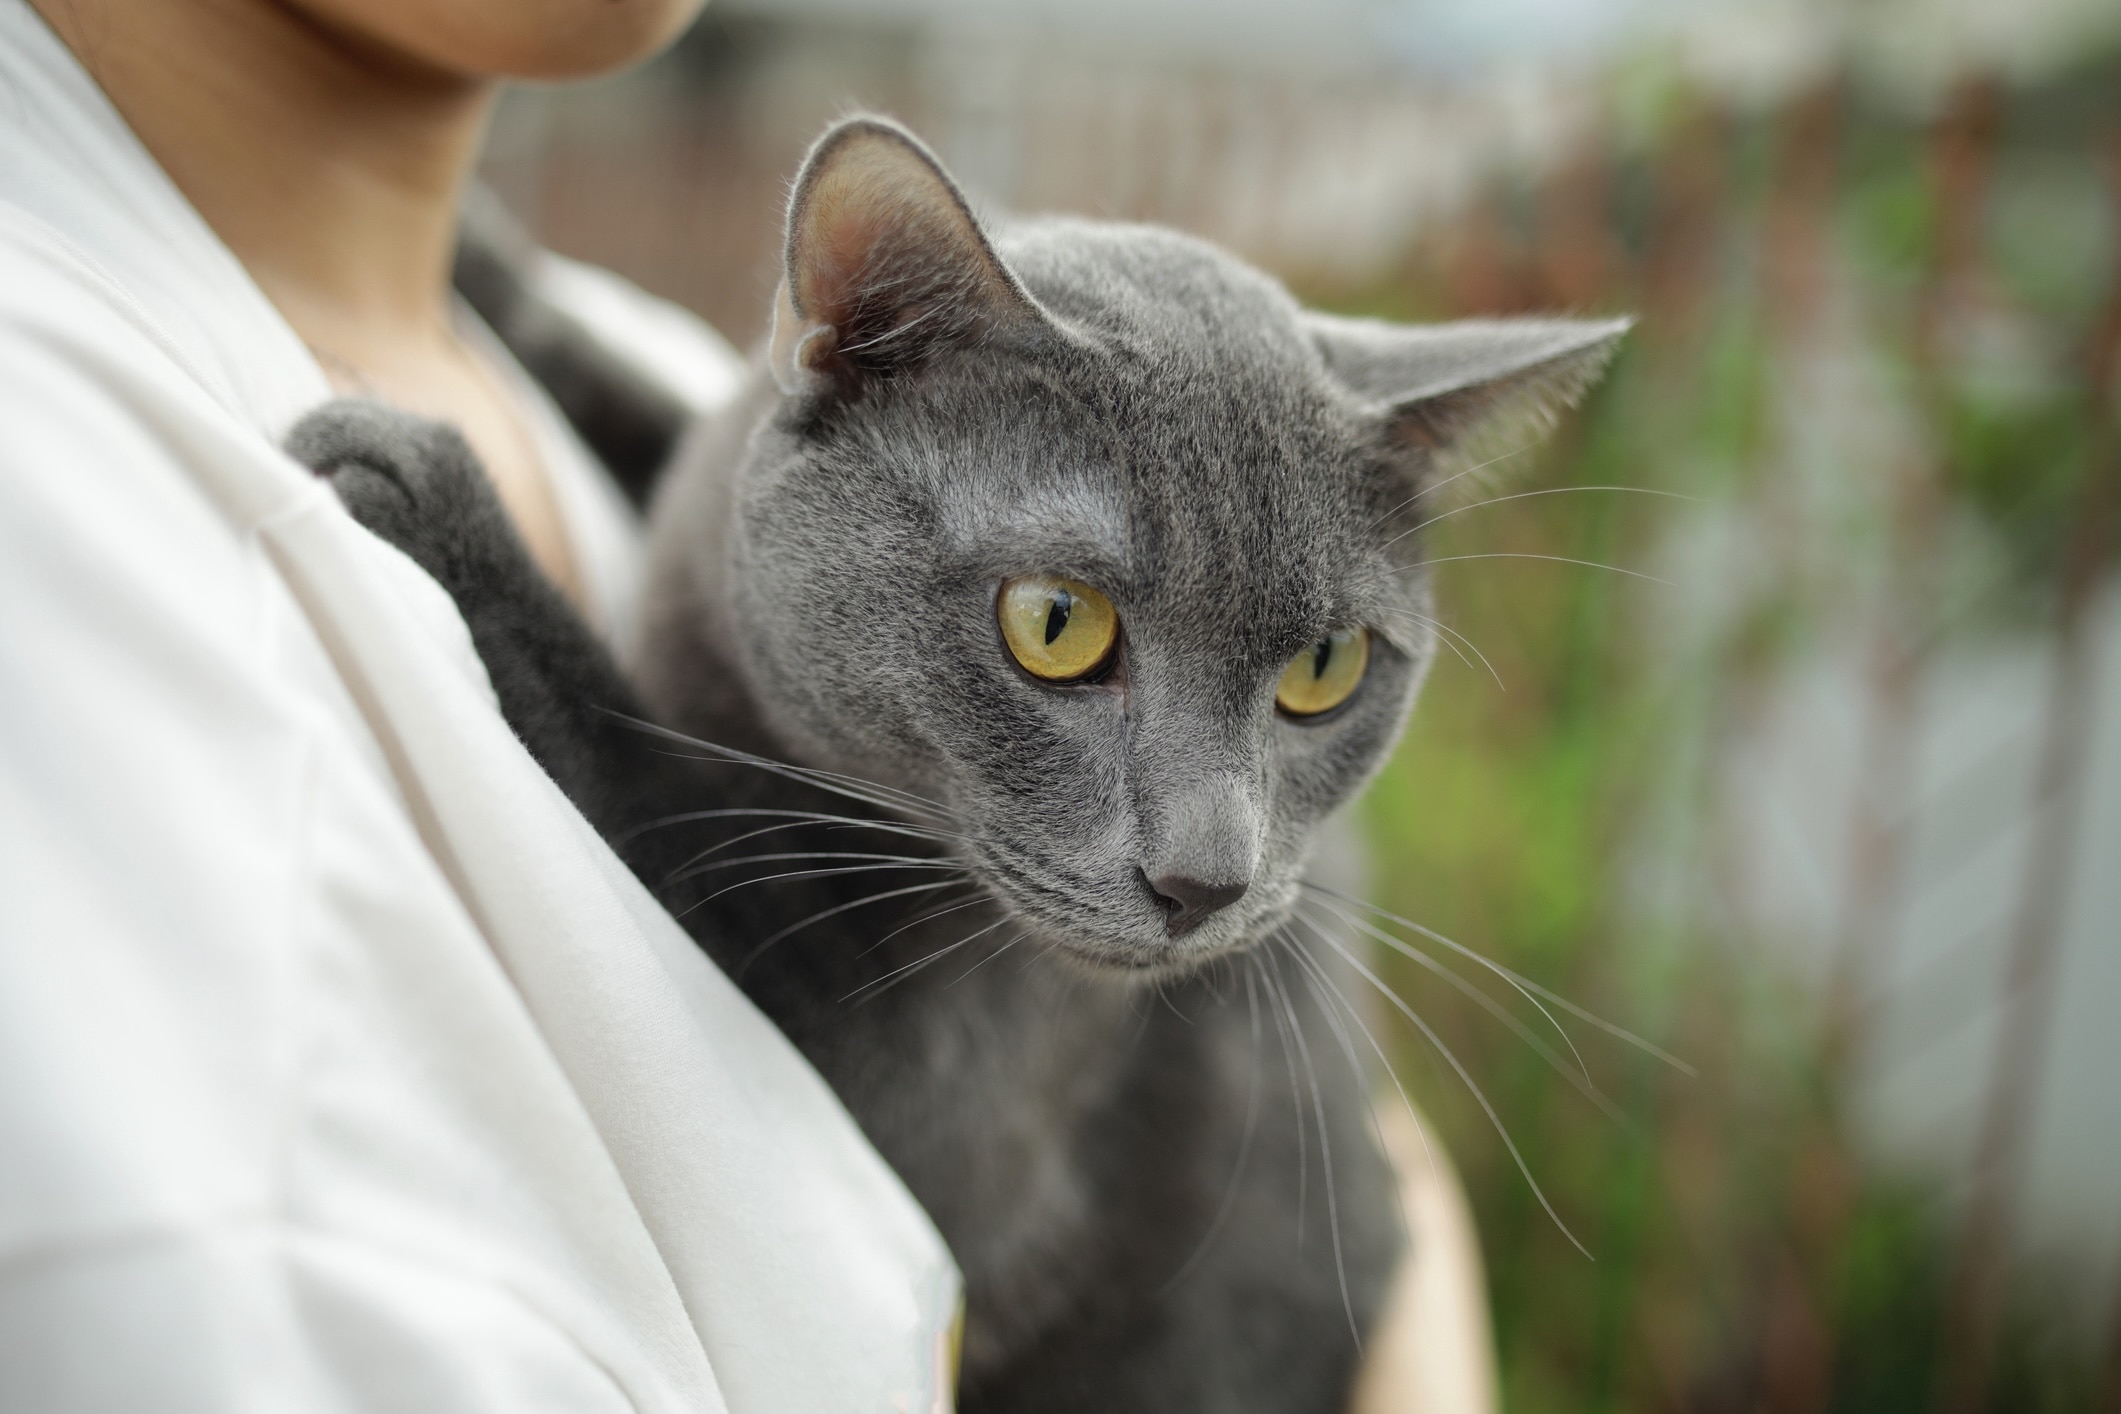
[284,400,664,839]
[286,399,530,602]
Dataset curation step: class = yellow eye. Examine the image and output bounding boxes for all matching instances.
[1276,628,1369,717]
[998,575,1120,681]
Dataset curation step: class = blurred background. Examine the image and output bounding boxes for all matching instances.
[480,0,2121,1408]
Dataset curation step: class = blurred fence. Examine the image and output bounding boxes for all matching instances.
[483,16,2121,1411]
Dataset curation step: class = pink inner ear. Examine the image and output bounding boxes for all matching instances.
[796,176,894,322]
[783,126,1037,381]
[793,141,963,326]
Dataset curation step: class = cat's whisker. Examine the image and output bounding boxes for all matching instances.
[946,921,1031,987]
[687,860,965,910]
[1276,927,1397,1136]
[666,849,962,891]
[615,805,955,849]
[1249,951,1309,1246]
[1299,882,1694,1075]
[659,822,949,890]
[640,742,958,826]
[857,890,992,960]
[1019,935,1064,974]
[1297,900,1621,1121]
[1392,551,1675,588]
[1266,932,1359,1352]
[605,710,965,825]
[1158,962,1268,1296]
[1379,607,1504,691]
[1304,888,1596,1083]
[1300,918,1593,1258]
[1277,916,1439,1187]
[1153,976,1195,1026]
[843,916,1020,1005]
[736,881,976,976]
[1364,443,1540,532]
[1380,483,1695,553]
[1259,952,1320,1254]
[1279,929,1434,1305]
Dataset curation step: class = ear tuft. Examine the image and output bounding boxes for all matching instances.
[1310,314,1631,494]
[771,116,1040,398]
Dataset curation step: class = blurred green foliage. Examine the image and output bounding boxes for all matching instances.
[1318,51,2120,1414]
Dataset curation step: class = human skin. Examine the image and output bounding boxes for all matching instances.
[30,0,704,602]
[28,3,1496,1406]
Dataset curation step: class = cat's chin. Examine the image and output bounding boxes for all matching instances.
[1034,941,1234,986]
[1001,903,1281,983]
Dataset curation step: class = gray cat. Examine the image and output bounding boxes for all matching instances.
[290,116,1625,1412]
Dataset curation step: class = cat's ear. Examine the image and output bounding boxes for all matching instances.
[1308,313,1631,488]
[770,116,1042,398]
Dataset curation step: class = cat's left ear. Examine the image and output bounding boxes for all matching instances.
[770,116,1046,398]
[1307,313,1631,488]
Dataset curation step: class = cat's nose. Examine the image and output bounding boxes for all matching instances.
[1137,768,1261,937]
[1147,871,1249,937]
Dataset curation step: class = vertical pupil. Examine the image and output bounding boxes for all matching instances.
[1044,590,1073,646]
[1312,638,1333,679]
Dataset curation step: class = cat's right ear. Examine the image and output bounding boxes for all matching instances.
[1307,312,1631,493]
[770,116,1044,399]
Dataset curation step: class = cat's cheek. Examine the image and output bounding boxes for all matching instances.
[1272,690,1412,822]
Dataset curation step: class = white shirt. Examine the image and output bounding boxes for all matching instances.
[0,4,960,1411]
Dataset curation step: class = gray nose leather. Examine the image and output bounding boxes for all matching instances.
[1139,772,1260,937]
[1147,871,1250,935]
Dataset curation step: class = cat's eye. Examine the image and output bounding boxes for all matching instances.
[998,575,1120,682]
[1276,628,1369,718]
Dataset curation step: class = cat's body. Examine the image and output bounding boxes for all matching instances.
[630,365,1403,1406]
[291,117,1625,1412]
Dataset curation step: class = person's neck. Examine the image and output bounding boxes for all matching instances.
[33,0,492,365]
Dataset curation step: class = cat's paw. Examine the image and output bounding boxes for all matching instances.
[285,399,517,593]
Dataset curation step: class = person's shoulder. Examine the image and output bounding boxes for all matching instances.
[0,203,219,407]
[0,204,329,588]
[0,202,303,479]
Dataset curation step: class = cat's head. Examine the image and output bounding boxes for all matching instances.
[722,116,1625,974]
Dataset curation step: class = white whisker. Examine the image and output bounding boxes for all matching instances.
[736,881,976,975]
[1380,607,1505,691]
[1394,552,1674,588]
[660,823,950,889]
[842,915,1017,1004]
[1380,483,1694,552]
[1279,919,1438,1188]
[1299,883,1692,1075]
[858,891,992,958]
[668,850,961,890]
[1303,921,1592,1258]
[1268,932,1359,1352]
[616,805,953,849]
[1296,901,1622,1122]
[684,861,964,916]
[1250,951,1309,1245]
[604,710,963,824]
[1365,443,1540,531]
[946,925,1030,986]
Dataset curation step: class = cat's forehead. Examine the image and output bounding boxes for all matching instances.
[916,364,1389,655]
[999,218,1314,356]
